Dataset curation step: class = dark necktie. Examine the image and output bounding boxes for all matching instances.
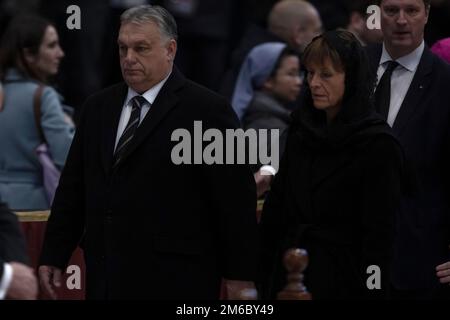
[113,95,147,168]
[374,60,399,120]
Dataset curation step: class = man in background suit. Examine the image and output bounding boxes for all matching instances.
[39,5,258,299]
[368,0,450,298]
[0,202,37,300]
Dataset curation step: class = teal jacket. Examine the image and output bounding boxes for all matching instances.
[0,69,74,210]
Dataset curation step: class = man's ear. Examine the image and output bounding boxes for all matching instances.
[292,25,303,51]
[424,5,430,25]
[349,12,365,32]
[166,39,177,62]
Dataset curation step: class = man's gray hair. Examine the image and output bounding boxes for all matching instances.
[121,5,178,41]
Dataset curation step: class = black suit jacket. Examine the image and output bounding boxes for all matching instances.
[40,67,258,299]
[0,202,29,279]
[367,45,450,291]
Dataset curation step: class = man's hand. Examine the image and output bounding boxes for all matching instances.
[225,280,257,300]
[38,265,62,300]
[6,262,38,300]
[436,261,450,285]
[254,170,274,198]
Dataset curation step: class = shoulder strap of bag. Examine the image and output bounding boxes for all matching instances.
[33,85,46,144]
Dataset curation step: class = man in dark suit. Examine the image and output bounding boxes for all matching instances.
[38,5,258,300]
[368,0,450,298]
[0,202,37,300]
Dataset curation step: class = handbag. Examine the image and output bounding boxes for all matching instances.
[33,85,61,205]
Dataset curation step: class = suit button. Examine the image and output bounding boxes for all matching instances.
[106,209,112,216]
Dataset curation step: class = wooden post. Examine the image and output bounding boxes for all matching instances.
[277,248,312,300]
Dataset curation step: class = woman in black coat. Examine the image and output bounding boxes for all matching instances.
[259,30,404,300]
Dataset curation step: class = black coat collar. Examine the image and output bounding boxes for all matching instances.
[101,67,185,174]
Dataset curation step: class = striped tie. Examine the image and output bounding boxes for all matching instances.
[113,95,147,168]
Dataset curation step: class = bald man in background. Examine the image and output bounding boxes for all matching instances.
[220,0,322,100]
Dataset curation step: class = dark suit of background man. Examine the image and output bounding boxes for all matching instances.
[368,0,450,298]
[0,202,37,300]
[39,5,258,300]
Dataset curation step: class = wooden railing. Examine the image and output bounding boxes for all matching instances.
[16,210,50,222]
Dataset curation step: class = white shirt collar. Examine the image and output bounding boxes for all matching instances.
[124,70,172,107]
[380,41,425,72]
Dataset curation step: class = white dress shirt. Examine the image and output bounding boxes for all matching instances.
[377,41,425,127]
[0,263,13,299]
[114,71,171,151]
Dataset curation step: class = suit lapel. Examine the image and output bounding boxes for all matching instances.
[113,67,185,169]
[392,47,433,135]
[101,83,128,175]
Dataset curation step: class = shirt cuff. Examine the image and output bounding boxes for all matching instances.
[259,165,277,176]
[0,263,13,300]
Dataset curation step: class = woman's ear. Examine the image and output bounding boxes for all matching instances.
[262,78,274,91]
[23,48,36,65]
